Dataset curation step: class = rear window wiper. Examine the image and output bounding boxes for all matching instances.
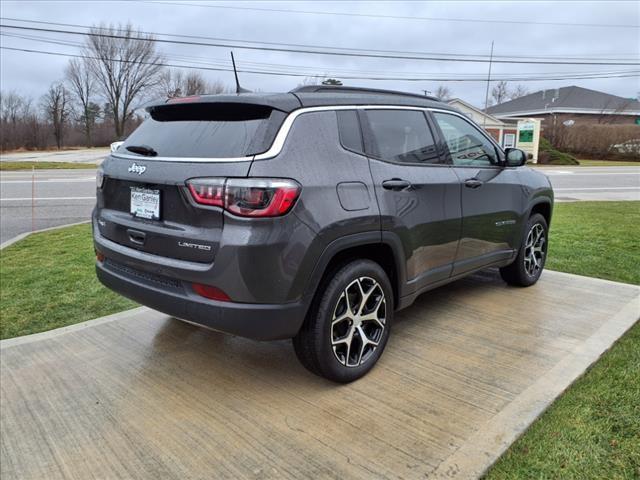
[125,144,158,157]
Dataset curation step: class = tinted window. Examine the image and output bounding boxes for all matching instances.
[365,110,440,164]
[121,103,275,158]
[336,110,364,154]
[433,112,499,166]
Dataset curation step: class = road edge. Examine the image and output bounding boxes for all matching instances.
[0,220,91,250]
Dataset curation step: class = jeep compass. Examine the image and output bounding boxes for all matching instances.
[94,86,554,382]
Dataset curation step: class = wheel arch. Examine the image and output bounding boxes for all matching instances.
[301,232,406,320]
[529,199,553,226]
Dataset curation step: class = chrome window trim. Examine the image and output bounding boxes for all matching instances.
[111,104,501,163]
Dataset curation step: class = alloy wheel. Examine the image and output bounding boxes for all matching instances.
[524,223,546,277]
[331,277,386,367]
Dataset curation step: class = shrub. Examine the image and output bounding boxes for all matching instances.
[538,138,580,165]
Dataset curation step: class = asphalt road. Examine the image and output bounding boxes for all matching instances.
[1,165,638,245]
[0,169,96,244]
[538,166,640,202]
[0,148,109,164]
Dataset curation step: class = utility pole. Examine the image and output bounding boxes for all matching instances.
[422,89,431,96]
[483,40,494,127]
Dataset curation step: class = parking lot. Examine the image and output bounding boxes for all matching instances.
[2,269,638,479]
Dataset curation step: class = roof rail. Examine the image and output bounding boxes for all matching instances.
[291,85,440,102]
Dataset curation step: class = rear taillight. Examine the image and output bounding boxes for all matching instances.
[186,178,301,218]
[187,178,225,207]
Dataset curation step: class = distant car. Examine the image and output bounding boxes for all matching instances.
[93,86,554,382]
[611,139,640,155]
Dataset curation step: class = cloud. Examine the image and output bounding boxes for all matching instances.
[1,0,638,107]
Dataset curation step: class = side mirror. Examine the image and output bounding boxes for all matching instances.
[110,141,124,153]
[504,148,527,167]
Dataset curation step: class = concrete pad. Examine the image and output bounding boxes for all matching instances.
[1,270,638,479]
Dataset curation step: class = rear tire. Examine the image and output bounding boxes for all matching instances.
[293,259,393,383]
[500,213,548,287]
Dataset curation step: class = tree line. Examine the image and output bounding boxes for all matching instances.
[1,23,226,152]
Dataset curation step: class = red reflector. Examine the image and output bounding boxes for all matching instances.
[192,283,231,302]
[96,251,105,262]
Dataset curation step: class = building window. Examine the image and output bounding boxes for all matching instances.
[503,133,516,148]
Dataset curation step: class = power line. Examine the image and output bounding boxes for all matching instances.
[147,1,640,29]
[3,17,638,63]
[2,46,638,82]
[2,23,639,67]
[4,31,636,80]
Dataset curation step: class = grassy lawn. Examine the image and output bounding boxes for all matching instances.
[486,202,640,479]
[0,161,98,170]
[577,159,640,167]
[0,224,136,340]
[546,201,639,285]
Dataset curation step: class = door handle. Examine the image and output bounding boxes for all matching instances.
[127,229,146,245]
[464,178,483,189]
[382,179,412,191]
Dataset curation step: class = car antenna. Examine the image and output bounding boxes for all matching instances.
[230,51,251,94]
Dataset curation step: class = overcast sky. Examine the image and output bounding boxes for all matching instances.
[1,0,638,107]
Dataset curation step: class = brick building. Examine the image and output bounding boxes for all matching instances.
[486,86,640,128]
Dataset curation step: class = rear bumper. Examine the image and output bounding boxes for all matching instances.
[96,259,307,341]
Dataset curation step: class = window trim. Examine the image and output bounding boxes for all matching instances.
[429,110,504,169]
[111,104,504,163]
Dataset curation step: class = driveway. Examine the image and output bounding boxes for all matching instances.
[2,270,638,479]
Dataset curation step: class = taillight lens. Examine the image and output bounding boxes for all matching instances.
[187,178,225,207]
[186,178,301,217]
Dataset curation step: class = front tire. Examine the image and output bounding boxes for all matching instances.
[293,259,393,383]
[500,213,548,287]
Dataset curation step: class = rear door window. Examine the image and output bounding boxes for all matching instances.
[121,103,280,158]
[364,109,441,164]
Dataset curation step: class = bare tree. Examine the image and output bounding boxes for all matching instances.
[158,69,184,98]
[183,71,208,95]
[434,85,452,101]
[509,84,529,100]
[84,23,164,138]
[41,82,72,149]
[158,69,225,98]
[65,58,97,146]
[490,81,509,105]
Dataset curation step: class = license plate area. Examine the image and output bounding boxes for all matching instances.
[130,187,161,220]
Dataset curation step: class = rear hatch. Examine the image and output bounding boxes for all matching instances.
[96,100,287,263]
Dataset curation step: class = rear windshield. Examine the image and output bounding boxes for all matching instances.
[121,103,282,158]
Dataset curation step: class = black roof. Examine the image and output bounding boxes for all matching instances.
[145,86,452,114]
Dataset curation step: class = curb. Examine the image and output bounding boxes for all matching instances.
[0,220,91,250]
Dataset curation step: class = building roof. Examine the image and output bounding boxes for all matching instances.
[447,98,517,125]
[486,86,640,117]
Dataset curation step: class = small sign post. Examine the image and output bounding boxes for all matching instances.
[516,119,541,163]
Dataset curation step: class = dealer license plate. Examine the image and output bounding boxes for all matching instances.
[130,187,160,220]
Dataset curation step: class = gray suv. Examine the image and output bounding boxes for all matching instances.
[94,86,553,382]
